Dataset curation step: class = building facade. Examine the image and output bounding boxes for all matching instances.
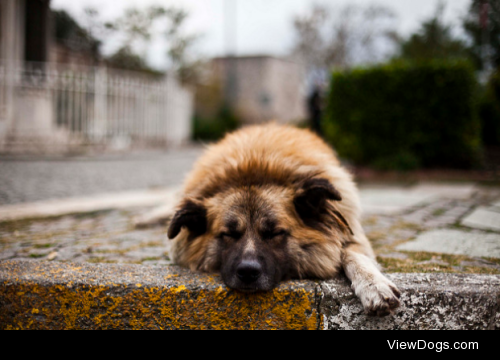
[212,56,307,125]
[0,0,55,151]
[0,0,193,153]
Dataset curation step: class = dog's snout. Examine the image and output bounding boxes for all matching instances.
[236,260,262,284]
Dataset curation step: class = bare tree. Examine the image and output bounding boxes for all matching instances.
[106,6,168,60]
[164,8,203,84]
[81,7,110,43]
[292,4,398,71]
[76,6,203,83]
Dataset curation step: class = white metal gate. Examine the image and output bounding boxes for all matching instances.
[0,61,193,150]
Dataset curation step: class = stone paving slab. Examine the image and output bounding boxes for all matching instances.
[360,189,432,215]
[462,207,500,232]
[411,183,477,199]
[490,206,500,214]
[0,188,179,223]
[1,261,499,330]
[360,183,476,215]
[396,229,500,258]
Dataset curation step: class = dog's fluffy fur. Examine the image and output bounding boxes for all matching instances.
[154,124,400,316]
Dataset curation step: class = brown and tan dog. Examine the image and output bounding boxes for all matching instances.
[151,124,400,316]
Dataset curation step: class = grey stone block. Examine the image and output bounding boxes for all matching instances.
[320,274,500,330]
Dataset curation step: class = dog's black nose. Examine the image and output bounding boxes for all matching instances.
[236,261,262,284]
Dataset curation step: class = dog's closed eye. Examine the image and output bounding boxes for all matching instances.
[261,229,288,240]
[220,231,243,241]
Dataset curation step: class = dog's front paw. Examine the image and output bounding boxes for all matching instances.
[353,277,401,317]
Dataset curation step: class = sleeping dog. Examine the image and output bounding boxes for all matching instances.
[143,124,400,316]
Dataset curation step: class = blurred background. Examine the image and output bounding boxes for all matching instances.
[0,0,499,204]
[2,1,500,275]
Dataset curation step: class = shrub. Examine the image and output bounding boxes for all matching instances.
[193,105,240,141]
[324,61,482,170]
[479,69,500,146]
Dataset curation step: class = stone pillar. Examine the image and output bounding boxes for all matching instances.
[0,0,25,149]
[92,67,108,141]
[1,0,60,153]
[0,0,25,63]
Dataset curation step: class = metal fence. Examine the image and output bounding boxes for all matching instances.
[0,61,193,151]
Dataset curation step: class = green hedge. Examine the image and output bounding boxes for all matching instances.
[193,106,240,141]
[324,62,482,170]
[479,69,500,146]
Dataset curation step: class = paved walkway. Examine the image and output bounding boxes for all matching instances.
[360,183,500,273]
[0,180,499,274]
[0,148,202,205]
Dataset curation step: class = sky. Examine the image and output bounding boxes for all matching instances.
[51,0,473,70]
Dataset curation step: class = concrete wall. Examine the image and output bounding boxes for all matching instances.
[12,87,56,140]
[267,58,307,125]
[213,56,307,125]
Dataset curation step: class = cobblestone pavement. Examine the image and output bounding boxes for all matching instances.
[363,186,500,274]
[0,148,203,205]
[1,183,499,274]
[0,207,172,266]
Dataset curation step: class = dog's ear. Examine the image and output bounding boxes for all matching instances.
[294,178,342,224]
[168,200,207,240]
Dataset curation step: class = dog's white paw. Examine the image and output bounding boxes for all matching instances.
[352,276,401,317]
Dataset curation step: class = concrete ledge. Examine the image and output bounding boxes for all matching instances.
[0,261,319,330]
[321,274,500,330]
[1,261,499,330]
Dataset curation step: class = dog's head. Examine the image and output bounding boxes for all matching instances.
[168,178,352,293]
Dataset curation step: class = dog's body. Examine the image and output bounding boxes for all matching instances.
[163,124,400,316]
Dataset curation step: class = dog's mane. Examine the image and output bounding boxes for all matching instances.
[195,157,323,199]
[183,124,336,200]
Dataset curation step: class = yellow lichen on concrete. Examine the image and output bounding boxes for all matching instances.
[0,281,319,330]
